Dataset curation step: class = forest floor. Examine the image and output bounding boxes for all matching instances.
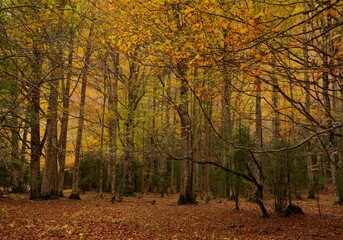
[1,190,343,240]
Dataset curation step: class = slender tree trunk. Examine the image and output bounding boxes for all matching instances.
[18,122,28,192]
[330,153,339,202]
[98,73,107,199]
[191,65,200,198]
[254,76,264,198]
[10,119,23,193]
[69,24,94,200]
[150,84,164,195]
[302,17,316,199]
[307,154,315,198]
[270,59,287,211]
[159,80,166,197]
[108,51,119,202]
[203,75,212,201]
[256,185,269,218]
[148,85,158,193]
[271,60,280,141]
[221,29,233,198]
[319,154,327,191]
[157,74,170,197]
[164,71,175,194]
[29,46,43,200]
[58,29,74,197]
[255,76,263,151]
[159,155,166,197]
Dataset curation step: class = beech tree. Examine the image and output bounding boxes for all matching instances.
[2,0,343,220]
[69,22,94,200]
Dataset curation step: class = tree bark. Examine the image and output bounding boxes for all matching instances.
[254,76,264,197]
[10,119,23,193]
[306,154,315,199]
[123,56,140,196]
[320,0,341,203]
[255,76,262,151]
[29,46,43,200]
[202,75,212,201]
[302,16,316,199]
[41,57,60,200]
[58,28,74,197]
[221,29,234,198]
[98,73,107,199]
[41,0,68,200]
[164,71,176,194]
[271,59,280,141]
[108,51,119,202]
[69,24,94,200]
[177,60,196,205]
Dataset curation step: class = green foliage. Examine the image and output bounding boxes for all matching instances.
[79,153,106,192]
[334,154,343,205]
[264,141,308,212]
[63,170,73,189]
[210,166,228,198]
[234,125,252,147]
[0,133,11,191]
[133,159,144,193]
[0,160,11,191]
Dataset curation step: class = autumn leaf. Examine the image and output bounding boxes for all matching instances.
[2,192,343,239]
[252,68,262,77]
[205,24,213,32]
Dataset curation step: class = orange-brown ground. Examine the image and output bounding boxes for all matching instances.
[0,191,343,239]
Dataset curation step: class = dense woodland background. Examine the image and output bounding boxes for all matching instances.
[0,0,343,218]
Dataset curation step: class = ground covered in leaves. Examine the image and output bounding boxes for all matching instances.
[1,191,343,239]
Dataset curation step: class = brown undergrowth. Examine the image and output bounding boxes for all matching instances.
[1,191,343,239]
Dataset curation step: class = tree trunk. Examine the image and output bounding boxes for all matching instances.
[256,185,269,218]
[41,0,68,200]
[177,60,196,205]
[306,154,315,199]
[270,59,288,211]
[254,76,264,200]
[123,58,139,196]
[124,110,135,195]
[98,73,107,199]
[335,152,343,204]
[41,58,61,200]
[221,30,233,199]
[255,76,263,151]
[108,51,119,202]
[58,29,74,197]
[302,17,316,199]
[18,122,28,193]
[164,71,176,194]
[271,59,280,141]
[321,0,340,203]
[10,119,23,193]
[203,76,212,201]
[69,24,93,200]
[157,80,166,197]
[329,151,343,204]
[29,46,43,200]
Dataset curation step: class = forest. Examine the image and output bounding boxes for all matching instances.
[1,0,343,236]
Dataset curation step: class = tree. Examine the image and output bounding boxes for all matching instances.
[57,26,75,197]
[108,50,119,202]
[69,23,94,200]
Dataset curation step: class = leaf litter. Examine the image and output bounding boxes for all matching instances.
[1,192,343,239]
